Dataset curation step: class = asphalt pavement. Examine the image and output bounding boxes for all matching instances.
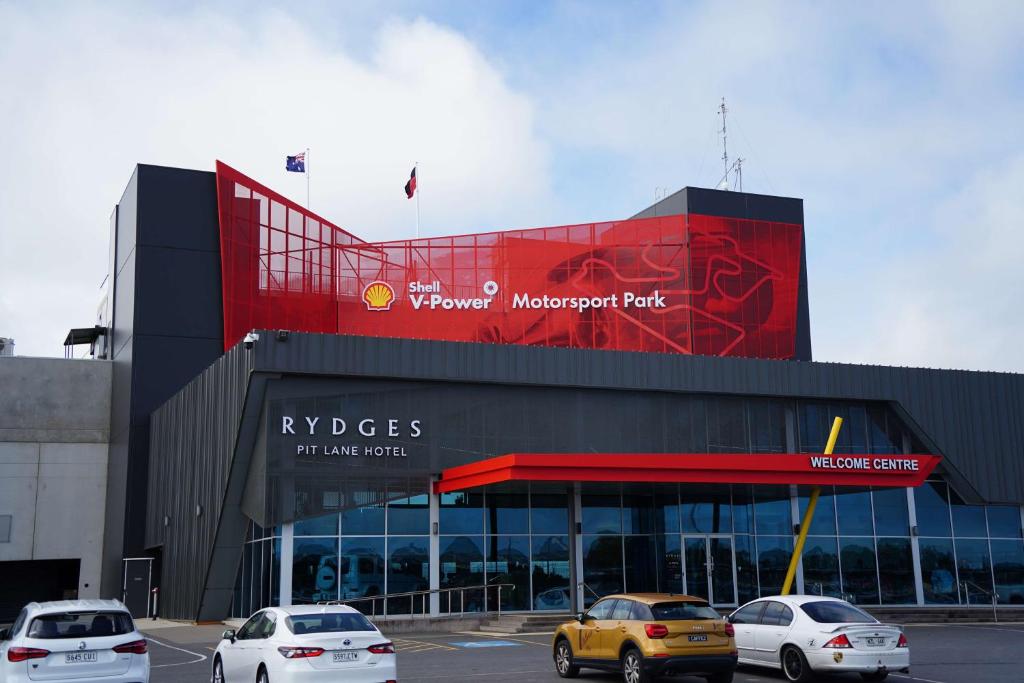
[141,621,1024,683]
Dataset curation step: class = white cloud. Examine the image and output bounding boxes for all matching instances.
[0,4,550,357]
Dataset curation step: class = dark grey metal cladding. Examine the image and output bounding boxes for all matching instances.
[251,333,1024,503]
[108,163,224,590]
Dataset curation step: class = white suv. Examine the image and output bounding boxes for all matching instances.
[0,599,150,683]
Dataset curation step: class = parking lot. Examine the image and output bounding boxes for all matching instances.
[142,621,1023,683]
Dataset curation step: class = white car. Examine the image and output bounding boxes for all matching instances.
[0,599,150,683]
[213,605,396,683]
[728,596,909,682]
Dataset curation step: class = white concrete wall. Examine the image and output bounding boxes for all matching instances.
[0,357,111,597]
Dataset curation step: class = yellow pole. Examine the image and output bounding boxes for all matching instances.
[781,416,843,595]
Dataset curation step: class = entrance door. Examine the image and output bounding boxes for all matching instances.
[682,535,737,607]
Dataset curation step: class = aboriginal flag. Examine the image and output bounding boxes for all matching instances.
[404,167,417,198]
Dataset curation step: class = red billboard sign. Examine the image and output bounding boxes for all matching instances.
[217,162,804,359]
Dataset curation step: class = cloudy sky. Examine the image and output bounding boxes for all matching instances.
[1,1,1022,371]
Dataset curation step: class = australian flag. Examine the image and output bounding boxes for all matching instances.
[286,152,306,173]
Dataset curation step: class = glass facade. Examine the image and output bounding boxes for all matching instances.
[232,397,1024,615]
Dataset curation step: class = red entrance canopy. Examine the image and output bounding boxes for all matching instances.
[434,453,941,494]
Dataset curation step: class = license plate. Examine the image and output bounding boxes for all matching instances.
[332,651,359,662]
[865,637,886,647]
[688,634,708,642]
[65,652,98,664]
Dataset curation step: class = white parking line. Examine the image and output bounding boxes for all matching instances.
[892,674,948,683]
[147,636,209,668]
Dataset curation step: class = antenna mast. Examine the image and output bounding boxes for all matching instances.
[718,97,729,188]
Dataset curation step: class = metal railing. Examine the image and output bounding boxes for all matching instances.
[960,580,999,622]
[317,583,516,620]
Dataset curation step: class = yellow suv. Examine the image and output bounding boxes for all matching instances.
[552,593,737,683]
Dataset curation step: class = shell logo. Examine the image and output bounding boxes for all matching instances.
[362,281,396,311]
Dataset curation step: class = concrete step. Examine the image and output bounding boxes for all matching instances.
[479,613,572,633]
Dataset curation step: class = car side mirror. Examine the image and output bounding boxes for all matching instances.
[577,612,591,623]
[222,629,236,642]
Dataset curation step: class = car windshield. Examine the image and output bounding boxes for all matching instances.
[286,612,376,634]
[800,601,877,624]
[28,612,134,639]
[650,602,721,620]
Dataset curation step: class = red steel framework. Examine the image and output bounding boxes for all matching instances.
[216,162,804,359]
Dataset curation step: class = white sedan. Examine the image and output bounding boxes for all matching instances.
[0,599,150,683]
[728,595,909,682]
[213,605,396,683]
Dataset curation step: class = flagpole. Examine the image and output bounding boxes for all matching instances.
[306,147,310,209]
[415,161,420,239]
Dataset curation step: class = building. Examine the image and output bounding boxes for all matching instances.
[0,356,111,619]
[0,338,14,357]
[23,160,1024,621]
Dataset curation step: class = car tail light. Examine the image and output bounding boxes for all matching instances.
[724,623,735,637]
[897,633,909,648]
[113,639,148,655]
[277,646,325,658]
[644,624,669,639]
[8,647,50,662]
[822,634,853,649]
[367,642,395,654]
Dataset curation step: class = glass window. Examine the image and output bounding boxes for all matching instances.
[987,507,1022,539]
[732,486,754,534]
[734,535,758,604]
[707,397,748,453]
[749,400,787,453]
[341,494,385,535]
[622,491,657,534]
[235,611,264,640]
[388,493,429,535]
[582,535,624,605]
[294,512,337,536]
[440,491,484,535]
[681,485,732,534]
[440,535,485,612]
[582,490,621,535]
[955,538,993,603]
[286,613,375,634]
[650,601,720,620]
[729,601,765,625]
[802,536,840,598]
[952,504,988,538]
[488,535,530,610]
[754,487,793,536]
[338,537,385,606]
[835,490,874,536]
[532,535,570,611]
[611,600,633,620]
[919,538,957,604]
[656,487,680,534]
[840,538,879,604]
[386,537,429,614]
[800,601,876,623]
[27,612,134,639]
[760,601,787,626]
[586,599,617,620]
[530,490,569,535]
[659,534,683,594]
[872,488,910,537]
[624,536,658,594]
[990,539,1024,605]
[877,538,915,604]
[798,487,836,536]
[293,537,338,604]
[867,406,899,454]
[915,482,952,537]
[756,536,793,596]
[487,486,529,535]
[630,601,653,620]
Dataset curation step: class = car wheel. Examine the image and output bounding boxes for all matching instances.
[621,647,648,683]
[211,657,224,683]
[554,638,580,678]
[781,646,812,683]
[706,672,734,683]
[860,673,889,682]
[256,665,269,683]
